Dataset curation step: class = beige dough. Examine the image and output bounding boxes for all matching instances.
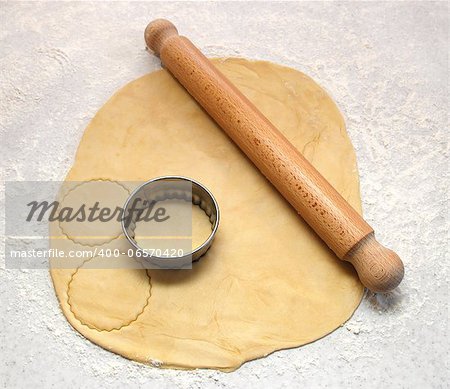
[135,200,213,250]
[50,58,364,371]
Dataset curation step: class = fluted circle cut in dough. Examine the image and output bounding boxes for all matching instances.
[67,256,151,331]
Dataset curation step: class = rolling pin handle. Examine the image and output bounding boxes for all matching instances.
[145,19,179,55]
[344,233,404,292]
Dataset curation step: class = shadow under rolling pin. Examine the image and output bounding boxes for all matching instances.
[144,19,404,293]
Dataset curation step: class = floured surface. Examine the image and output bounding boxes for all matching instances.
[50,58,363,371]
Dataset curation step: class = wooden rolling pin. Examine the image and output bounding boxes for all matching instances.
[144,19,404,292]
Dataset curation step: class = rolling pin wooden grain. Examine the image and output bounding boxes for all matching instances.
[144,19,404,292]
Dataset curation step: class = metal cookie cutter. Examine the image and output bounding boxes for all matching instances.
[122,176,220,268]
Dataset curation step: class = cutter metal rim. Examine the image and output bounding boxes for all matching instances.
[122,175,220,267]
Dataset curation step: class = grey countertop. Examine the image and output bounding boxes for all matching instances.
[1,2,448,388]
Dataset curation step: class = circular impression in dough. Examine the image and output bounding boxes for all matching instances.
[58,180,130,246]
[50,58,364,371]
[67,256,151,331]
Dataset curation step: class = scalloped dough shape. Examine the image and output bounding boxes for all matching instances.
[67,256,151,331]
[50,58,364,371]
[58,180,130,246]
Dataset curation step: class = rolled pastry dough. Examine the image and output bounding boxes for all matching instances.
[50,58,364,371]
[135,199,213,250]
